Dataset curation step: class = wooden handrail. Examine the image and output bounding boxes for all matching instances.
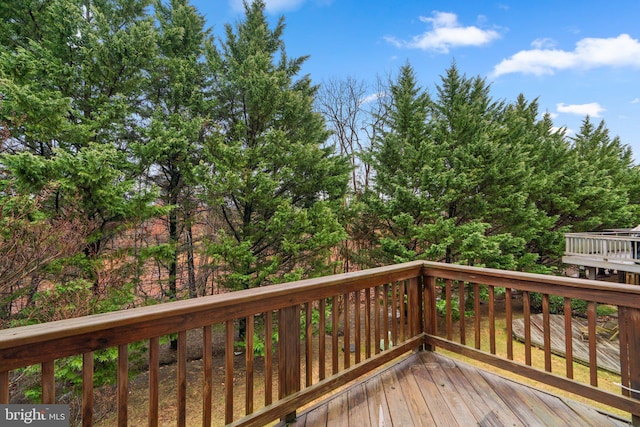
[0,261,423,370]
[422,261,640,308]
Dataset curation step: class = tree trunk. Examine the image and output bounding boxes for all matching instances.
[186,223,196,299]
[168,209,179,300]
[169,210,179,350]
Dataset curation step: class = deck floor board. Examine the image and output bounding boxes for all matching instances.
[433,353,525,427]
[381,362,416,426]
[417,353,478,426]
[394,357,442,426]
[364,373,392,427]
[347,384,371,427]
[278,351,632,427]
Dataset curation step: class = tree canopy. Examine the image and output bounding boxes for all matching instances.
[1,0,639,330]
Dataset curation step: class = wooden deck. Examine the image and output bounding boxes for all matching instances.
[512,314,621,373]
[281,351,632,427]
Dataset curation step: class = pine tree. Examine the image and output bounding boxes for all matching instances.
[133,0,214,300]
[203,0,350,293]
[368,62,534,269]
[568,116,638,229]
[0,0,159,296]
[366,62,434,264]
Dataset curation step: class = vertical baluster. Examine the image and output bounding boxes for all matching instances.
[0,370,8,404]
[354,290,361,364]
[278,305,300,423]
[202,327,212,427]
[391,283,398,346]
[245,315,254,415]
[445,279,452,341]
[225,320,234,425]
[563,298,573,379]
[82,352,94,427]
[374,286,381,355]
[458,281,465,345]
[118,344,128,427]
[265,311,273,405]
[365,288,371,359]
[523,291,532,366]
[619,306,630,397]
[474,283,480,349]
[318,300,326,381]
[587,302,598,386]
[42,360,54,404]
[399,280,406,342]
[332,296,339,374]
[306,303,313,387]
[619,307,640,425]
[343,293,350,369]
[489,286,496,355]
[177,331,187,427]
[506,288,513,360]
[383,284,390,349]
[149,337,159,427]
[542,294,551,372]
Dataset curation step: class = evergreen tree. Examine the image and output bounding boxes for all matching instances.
[0,0,159,297]
[501,96,568,268]
[134,0,214,300]
[365,62,434,263]
[204,0,350,292]
[0,0,156,154]
[368,63,533,269]
[568,116,639,229]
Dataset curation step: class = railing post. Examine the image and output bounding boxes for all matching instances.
[423,274,437,351]
[619,306,640,426]
[278,305,300,423]
[407,277,422,340]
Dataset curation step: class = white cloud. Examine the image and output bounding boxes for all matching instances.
[361,92,385,104]
[230,0,305,13]
[632,98,640,104]
[557,102,606,117]
[385,11,500,53]
[493,34,640,76]
[530,38,557,49]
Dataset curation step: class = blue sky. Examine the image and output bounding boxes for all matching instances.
[192,0,640,160]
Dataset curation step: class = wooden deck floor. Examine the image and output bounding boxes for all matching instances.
[279,351,632,427]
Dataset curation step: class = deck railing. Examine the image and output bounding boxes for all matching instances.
[0,261,426,427]
[423,261,640,426]
[0,261,639,426]
[565,231,640,263]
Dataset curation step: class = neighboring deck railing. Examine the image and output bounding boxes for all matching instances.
[564,231,640,273]
[0,261,639,426]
